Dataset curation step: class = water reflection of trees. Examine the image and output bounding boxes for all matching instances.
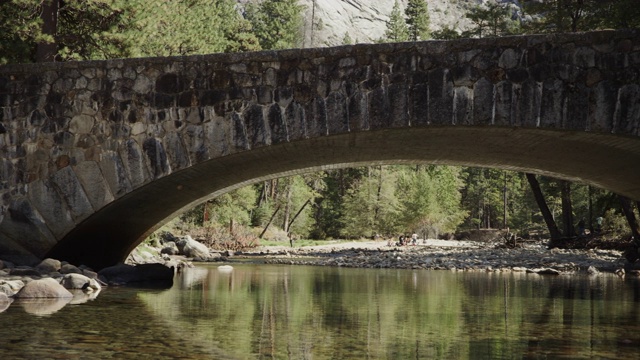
[140,266,640,359]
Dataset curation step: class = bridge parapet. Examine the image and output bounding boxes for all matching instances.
[0,30,638,266]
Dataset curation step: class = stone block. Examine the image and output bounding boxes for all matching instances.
[119,139,150,188]
[51,166,94,221]
[98,150,133,198]
[27,179,75,238]
[326,92,349,134]
[473,78,494,125]
[74,161,114,210]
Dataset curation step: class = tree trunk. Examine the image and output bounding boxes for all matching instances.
[560,180,575,237]
[526,173,563,240]
[259,205,280,238]
[374,166,383,224]
[288,199,311,231]
[282,180,292,233]
[619,195,640,241]
[588,186,593,233]
[502,172,508,229]
[37,0,59,62]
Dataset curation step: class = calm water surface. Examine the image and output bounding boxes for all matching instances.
[1,264,639,359]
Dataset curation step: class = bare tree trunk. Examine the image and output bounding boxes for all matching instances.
[619,195,640,240]
[37,0,59,62]
[288,199,311,231]
[526,173,563,240]
[257,181,267,207]
[588,186,593,233]
[374,166,383,224]
[502,172,508,229]
[282,180,292,233]
[560,180,575,237]
[259,205,281,238]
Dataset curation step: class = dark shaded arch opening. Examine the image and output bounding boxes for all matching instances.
[46,126,640,269]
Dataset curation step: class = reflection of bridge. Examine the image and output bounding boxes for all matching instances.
[0,30,639,268]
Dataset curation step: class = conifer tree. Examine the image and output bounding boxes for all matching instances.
[464,3,517,38]
[384,0,410,42]
[405,0,430,41]
[0,0,134,63]
[245,0,304,50]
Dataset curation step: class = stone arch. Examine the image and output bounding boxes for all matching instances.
[45,126,640,269]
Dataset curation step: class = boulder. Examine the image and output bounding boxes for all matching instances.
[98,263,174,286]
[0,280,25,297]
[0,259,15,270]
[82,269,99,279]
[10,267,41,276]
[587,266,600,275]
[161,242,179,255]
[60,263,83,274]
[35,258,61,274]
[60,273,101,291]
[177,236,210,259]
[14,278,73,298]
[159,231,180,245]
[0,292,12,313]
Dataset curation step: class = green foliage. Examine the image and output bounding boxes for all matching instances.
[431,26,462,40]
[56,0,134,60]
[397,166,466,238]
[245,0,304,50]
[383,0,409,42]
[0,0,45,64]
[339,166,401,238]
[463,3,519,38]
[601,208,631,240]
[405,0,430,41]
[121,0,259,57]
[341,32,354,45]
[206,186,258,227]
[522,0,640,34]
[0,0,133,64]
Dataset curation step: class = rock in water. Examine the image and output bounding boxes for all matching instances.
[98,263,174,286]
[35,258,61,274]
[14,278,73,298]
[178,236,210,259]
[60,273,101,291]
[0,292,12,313]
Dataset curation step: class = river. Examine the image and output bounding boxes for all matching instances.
[1,263,639,359]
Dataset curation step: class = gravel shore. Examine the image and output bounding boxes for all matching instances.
[249,239,633,275]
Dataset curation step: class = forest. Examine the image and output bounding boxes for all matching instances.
[1,0,639,249]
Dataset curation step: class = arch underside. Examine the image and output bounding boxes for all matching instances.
[46,126,640,269]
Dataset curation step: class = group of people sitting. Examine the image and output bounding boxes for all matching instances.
[388,233,419,246]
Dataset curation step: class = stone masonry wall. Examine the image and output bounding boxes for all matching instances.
[0,30,638,263]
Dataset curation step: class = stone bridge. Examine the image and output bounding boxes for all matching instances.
[1,30,639,269]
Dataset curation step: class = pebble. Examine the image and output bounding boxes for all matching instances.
[260,241,628,275]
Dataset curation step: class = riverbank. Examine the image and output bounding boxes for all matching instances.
[241,239,634,275]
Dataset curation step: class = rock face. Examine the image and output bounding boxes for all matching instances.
[14,278,73,299]
[294,0,525,47]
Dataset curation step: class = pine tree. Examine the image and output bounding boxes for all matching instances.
[0,0,134,63]
[341,32,354,45]
[463,3,516,38]
[405,0,430,41]
[522,0,640,34]
[384,1,409,42]
[245,0,304,50]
